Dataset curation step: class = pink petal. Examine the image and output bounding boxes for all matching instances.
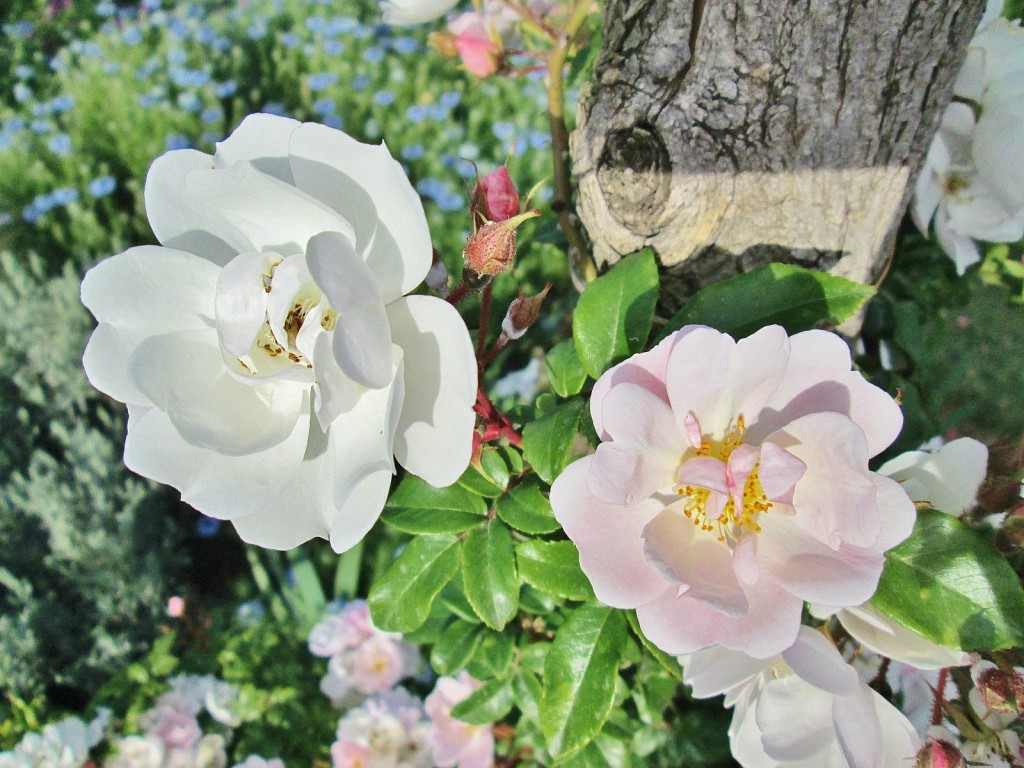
[832,686,883,768]
[682,646,768,700]
[665,326,736,440]
[757,442,807,505]
[676,457,729,495]
[754,676,835,760]
[781,626,858,696]
[870,473,916,551]
[590,443,678,506]
[550,458,666,608]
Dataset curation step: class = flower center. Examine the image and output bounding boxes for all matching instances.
[676,416,773,542]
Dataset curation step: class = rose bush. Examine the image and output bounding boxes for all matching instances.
[81,114,477,552]
[551,325,915,658]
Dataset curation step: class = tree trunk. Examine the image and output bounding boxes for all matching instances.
[571,0,985,315]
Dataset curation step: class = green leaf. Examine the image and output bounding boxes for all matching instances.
[439,575,481,624]
[573,250,659,378]
[522,399,586,484]
[558,735,632,768]
[516,540,595,601]
[656,263,876,343]
[368,535,460,633]
[513,668,544,722]
[873,508,1024,651]
[462,520,520,630]
[480,449,511,492]
[541,605,628,759]
[546,338,588,397]
[382,476,487,534]
[496,476,560,534]
[624,611,681,680]
[467,630,516,680]
[456,462,507,497]
[431,619,484,676]
[450,677,515,725]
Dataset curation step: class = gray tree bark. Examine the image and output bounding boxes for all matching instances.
[571,0,986,315]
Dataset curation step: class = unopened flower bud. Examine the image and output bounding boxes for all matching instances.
[917,737,966,768]
[462,209,540,277]
[974,663,1024,715]
[501,284,550,341]
[472,166,520,223]
[448,13,501,78]
[428,31,459,58]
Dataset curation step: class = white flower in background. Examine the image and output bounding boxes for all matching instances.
[878,437,988,517]
[424,672,495,768]
[230,758,285,768]
[0,710,108,768]
[105,736,166,768]
[913,7,1024,274]
[331,688,432,768]
[381,0,459,25]
[81,113,477,552]
[682,627,920,768]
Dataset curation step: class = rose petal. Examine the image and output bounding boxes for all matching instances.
[306,231,394,390]
[665,326,737,440]
[754,676,835,760]
[550,457,666,608]
[215,251,277,357]
[214,113,300,183]
[288,122,431,302]
[832,685,883,768]
[386,295,476,487]
[781,626,859,697]
[838,603,971,669]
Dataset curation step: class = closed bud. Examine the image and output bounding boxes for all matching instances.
[974,663,1024,716]
[472,166,521,223]
[428,31,459,58]
[462,209,539,277]
[502,284,551,341]
[917,738,966,768]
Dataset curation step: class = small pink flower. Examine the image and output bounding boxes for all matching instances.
[349,634,407,693]
[552,325,915,659]
[141,706,202,752]
[166,596,185,618]
[449,15,499,77]
[425,672,494,768]
[330,740,372,768]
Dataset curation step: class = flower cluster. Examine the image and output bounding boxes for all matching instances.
[913,3,1024,273]
[331,687,432,768]
[81,114,477,553]
[310,600,421,705]
[0,710,109,768]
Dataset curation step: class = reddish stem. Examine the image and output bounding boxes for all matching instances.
[932,667,949,726]
[474,387,522,447]
[446,281,475,305]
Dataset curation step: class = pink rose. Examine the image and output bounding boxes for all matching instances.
[551,325,915,659]
[425,672,494,768]
[448,14,499,77]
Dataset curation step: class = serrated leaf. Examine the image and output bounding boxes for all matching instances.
[656,263,876,343]
[496,476,560,534]
[456,463,506,498]
[431,619,484,676]
[382,476,487,534]
[573,250,659,378]
[873,508,1024,651]
[541,605,628,759]
[546,338,588,397]
[517,540,595,601]
[480,449,510,491]
[462,520,520,630]
[624,611,682,680]
[522,399,586,484]
[368,536,460,633]
[450,677,515,725]
[439,574,481,624]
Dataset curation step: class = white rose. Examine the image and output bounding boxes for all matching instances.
[82,114,477,552]
[380,0,460,25]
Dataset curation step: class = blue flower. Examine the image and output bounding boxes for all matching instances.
[102,61,121,75]
[323,39,344,55]
[363,46,386,63]
[177,92,202,112]
[528,130,550,150]
[307,72,338,91]
[122,26,143,45]
[141,0,161,10]
[201,107,222,125]
[165,134,191,150]
[325,16,358,35]
[427,104,448,120]
[248,21,267,40]
[30,119,54,135]
[0,212,11,227]
[88,176,117,197]
[391,37,419,55]
[439,90,462,109]
[492,121,516,141]
[454,158,477,179]
[195,25,215,44]
[351,74,371,91]
[30,102,52,118]
[3,22,35,39]
[352,25,373,40]
[51,187,79,206]
[373,90,396,106]
[280,32,301,48]
[212,80,237,98]
[401,143,424,160]
[136,59,160,79]
[13,84,32,104]
[4,118,25,133]
[171,68,210,88]
[47,134,72,156]
[96,1,116,17]
[137,92,164,108]
[262,102,289,116]
[313,98,336,116]
[167,48,187,66]
[195,516,221,537]
[50,94,75,113]
[405,104,429,124]
[14,65,33,80]
[211,36,230,53]
[324,116,344,129]
[306,16,325,32]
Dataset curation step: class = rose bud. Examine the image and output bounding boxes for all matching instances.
[974,661,1024,716]
[428,31,459,58]
[501,284,551,341]
[462,209,540,277]
[917,737,966,768]
[448,13,501,78]
[471,166,521,224]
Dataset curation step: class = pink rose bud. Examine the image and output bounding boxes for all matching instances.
[166,596,185,618]
[501,284,551,341]
[462,209,539,278]
[472,167,521,224]
[917,737,966,768]
[450,17,500,78]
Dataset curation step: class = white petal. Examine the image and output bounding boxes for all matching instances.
[82,246,219,405]
[288,123,431,302]
[215,252,277,357]
[144,149,239,265]
[386,295,476,487]
[182,161,356,256]
[878,437,988,517]
[755,676,835,761]
[129,329,306,455]
[934,214,981,275]
[215,113,300,184]
[265,253,316,351]
[838,603,971,669]
[328,470,393,554]
[306,231,393,389]
[781,626,859,697]
[380,0,459,26]
[832,685,883,768]
[312,332,360,430]
[124,394,310,520]
[681,646,768,700]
